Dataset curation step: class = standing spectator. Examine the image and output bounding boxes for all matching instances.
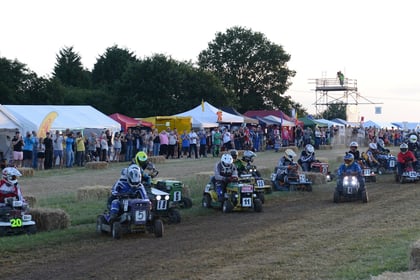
[257,125,264,151]
[37,137,45,170]
[206,129,213,155]
[44,132,54,169]
[159,129,169,156]
[304,127,313,146]
[53,130,64,168]
[173,128,181,158]
[86,132,97,162]
[113,132,122,162]
[65,132,75,167]
[188,129,198,159]
[167,129,177,159]
[12,131,24,168]
[120,132,126,160]
[145,131,153,157]
[198,129,207,158]
[180,130,189,158]
[32,131,39,169]
[314,126,321,149]
[222,128,232,151]
[125,128,134,162]
[281,127,290,147]
[212,127,222,157]
[105,130,113,162]
[75,132,85,167]
[100,133,109,162]
[152,129,160,157]
[295,125,303,148]
[23,131,35,168]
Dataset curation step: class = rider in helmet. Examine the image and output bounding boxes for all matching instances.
[365,142,380,168]
[0,167,24,203]
[134,151,154,186]
[214,153,238,201]
[348,141,361,161]
[407,134,420,156]
[396,143,417,176]
[376,138,390,154]
[298,144,316,172]
[272,149,297,191]
[242,150,261,177]
[230,149,246,175]
[337,153,365,191]
[109,164,147,219]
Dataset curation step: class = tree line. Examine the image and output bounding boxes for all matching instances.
[1,26,344,119]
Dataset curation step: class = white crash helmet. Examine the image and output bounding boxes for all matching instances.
[221,154,233,167]
[349,141,359,148]
[2,167,21,185]
[409,134,418,143]
[242,150,256,162]
[369,143,377,150]
[285,149,297,159]
[377,138,385,147]
[126,164,141,187]
[305,144,314,154]
[400,143,408,153]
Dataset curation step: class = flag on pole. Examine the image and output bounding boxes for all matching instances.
[201,99,205,112]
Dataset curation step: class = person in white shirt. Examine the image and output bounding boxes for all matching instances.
[188,129,198,159]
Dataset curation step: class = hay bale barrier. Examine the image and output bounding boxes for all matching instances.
[304,172,327,185]
[25,195,37,208]
[319,145,332,150]
[409,240,420,270]
[77,185,111,201]
[85,161,109,169]
[30,208,71,232]
[148,156,165,164]
[278,146,299,154]
[17,167,34,176]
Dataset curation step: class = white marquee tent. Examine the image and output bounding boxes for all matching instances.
[4,105,121,134]
[174,102,244,128]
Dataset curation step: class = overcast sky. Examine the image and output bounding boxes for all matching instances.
[2,0,419,123]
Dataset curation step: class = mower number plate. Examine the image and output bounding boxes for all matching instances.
[10,218,22,228]
[364,169,371,176]
[299,174,306,183]
[409,171,417,178]
[389,160,395,168]
[156,200,168,210]
[256,180,265,187]
[346,187,353,194]
[242,197,252,207]
[173,191,182,202]
[135,210,147,222]
[270,174,276,181]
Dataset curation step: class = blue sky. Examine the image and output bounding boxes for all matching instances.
[2,0,419,122]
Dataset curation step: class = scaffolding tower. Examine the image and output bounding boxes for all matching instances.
[309,74,381,116]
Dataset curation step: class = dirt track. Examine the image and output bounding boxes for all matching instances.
[4,149,420,280]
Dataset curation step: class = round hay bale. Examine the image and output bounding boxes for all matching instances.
[25,195,37,208]
[304,172,327,185]
[30,208,70,232]
[278,146,299,154]
[85,161,109,169]
[77,185,111,201]
[17,167,34,177]
[148,156,165,164]
[196,171,214,182]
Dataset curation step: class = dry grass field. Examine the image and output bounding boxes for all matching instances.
[3,146,420,280]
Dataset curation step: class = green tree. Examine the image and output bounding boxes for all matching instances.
[117,54,228,117]
[198,26,297,113]
[92,45,137,87]
[53,46,91,88]
[315,102,347,120]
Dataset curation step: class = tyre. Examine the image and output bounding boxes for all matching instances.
[202,194,212,208]
[378,167,385,175]
[333,190,340,203]
[180,197,193,209]
[306,185,313,192]
[399,175,405,184]
[222,199,234,213]
[168,208,181,224]
[254,199,263,213]
[362,190,369,203]
[96,215,106,234]
[154,219,164,238]
[371,176,377,183]
[112,221,122,239]
[257,192,265,204]
[395,174,400,183]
